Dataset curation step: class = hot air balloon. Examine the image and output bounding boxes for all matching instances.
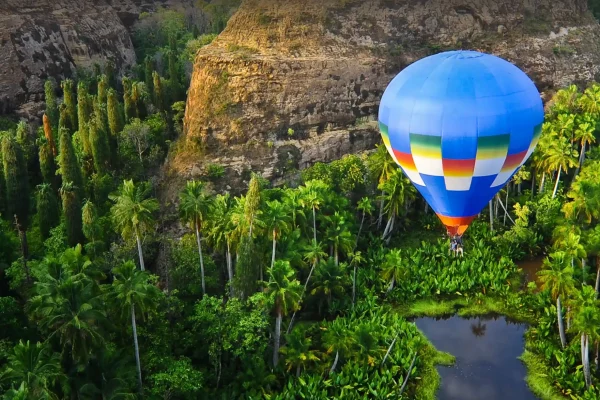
[378,50,544,236]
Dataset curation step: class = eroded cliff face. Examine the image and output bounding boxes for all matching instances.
[0,0,136,118]
[178,0,600,193]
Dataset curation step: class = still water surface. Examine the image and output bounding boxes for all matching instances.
[415,315,537,400]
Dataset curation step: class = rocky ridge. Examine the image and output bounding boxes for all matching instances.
[0,0,140,119]
[177,0,600,194]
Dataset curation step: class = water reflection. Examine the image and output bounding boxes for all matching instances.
[415,315,537,400]
[470,319,487,337]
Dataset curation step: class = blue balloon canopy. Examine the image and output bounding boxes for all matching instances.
[378,50,544,235]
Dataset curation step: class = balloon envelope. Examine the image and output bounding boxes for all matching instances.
[378,50,544,235]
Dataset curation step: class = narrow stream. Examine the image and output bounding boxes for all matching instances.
[415,315,537,400]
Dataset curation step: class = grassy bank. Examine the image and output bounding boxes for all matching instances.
[413,332,455,399]
[520,351,565,400]
[399,295,535,322]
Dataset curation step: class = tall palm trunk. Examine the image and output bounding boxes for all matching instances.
[575,143,586,177]
[17,227,31,284]
[334,244,339,266]
[595,256,600,299]
[273,304,282,367]
[382,214,395,242]
[503,189,509,225]
[195,222,205,295]
[377,191,386,229]
[135,227,145,271]
[387,276,395,293]
[552,165,562,199]
[539,172,546,193]
[287,259,318,334]
[583,333,591,388]
[355,212,365,249]
[226,241,234,297]
[132,305,143,394]
[489,200,494,232]
[312,206,317,244]
[557,295,567,349]
[352,262,358,306]
[271,230,277,270]
[329,350,339,374]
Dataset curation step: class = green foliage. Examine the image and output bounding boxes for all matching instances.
[60,182,83,247]
[57,128,83,192]
[60,79,77,132]
[44,81,59,133]
[2,135,30,228]
[36,184,59,240]
[206,163,225,181]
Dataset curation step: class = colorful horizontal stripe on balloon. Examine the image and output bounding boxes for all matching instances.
[392,149,417,171]
[379,122,390,145]
[501,150,527,172]
[476,134,510,159]
[410,133,442,158]
[442,158,475,177]
[436,214,476,235]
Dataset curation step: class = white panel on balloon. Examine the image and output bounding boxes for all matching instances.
[412,156,444,177]
[473,158,505,177]
[444,177,472,191]
[401,167,425,186]
[491,170,514,187]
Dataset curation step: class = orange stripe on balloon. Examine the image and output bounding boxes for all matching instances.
[501,150,527,172]
[436,214,476,236]
[393,149,417,171]
[442,158,475,177]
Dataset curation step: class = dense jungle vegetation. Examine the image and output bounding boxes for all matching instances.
[2,3,600,400]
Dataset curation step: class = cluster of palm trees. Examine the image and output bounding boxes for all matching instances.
[533,84,600,390]
[2,245,159,397]
[532,84,599,199]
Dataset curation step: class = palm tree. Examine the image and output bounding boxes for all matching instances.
[109,261,160,394]
[563,161,600,225]
[324,212,354,266]
[556,232,587,283]
[287,240,326,334]
[28,255,106,367]
[381,249,406,293]
[350,251,365,306]
[584,226,600,298]
[573,120,596,175]
[179,180,213,295]
[206,193,235,296]
[283,188,305,229]
[545,135,578,198]
[265,260,302,367]
[355,197,374,249]
[0,341,66,399]
[367,145,396,229]
[299,180,329,244]
[538,251,576,348]
[570,285,600,388]
[280,325,320,376]
[380,170,416,243]
[264,200,292,270]
[109,180,159,271]
[311,258,348,314]
[322,318,354,374]
[550,84,579,116]
[577,84,600,118]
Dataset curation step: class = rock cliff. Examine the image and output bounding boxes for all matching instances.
[0,0,136,118]
[178,0,600,192]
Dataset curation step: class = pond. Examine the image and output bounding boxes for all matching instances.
[415,315,537,400]
[517,256,545,289]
